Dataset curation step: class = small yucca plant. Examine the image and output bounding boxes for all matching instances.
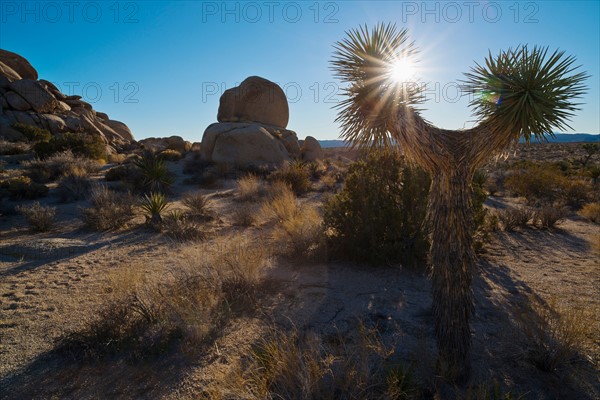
[134,151,175,193]
[141,192,170,226]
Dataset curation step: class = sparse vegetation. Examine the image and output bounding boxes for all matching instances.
[2,175,49,200]
[158,149,182,161]
[182,191,212,219]
[0,140,30,155]
[163,212,206,241]
[33,132,106,160]
[533,204,568,229]
[579,202,600,223]
[273,204,325,261]
[56,170,92,202]
[270,160,311,195]
[237,174,265,201]
[24,150,100,183]
[81,185,135,231]
[16,202,56,232]
[324,152,430,267]
[497,206,533,231]
[11,122,52,142]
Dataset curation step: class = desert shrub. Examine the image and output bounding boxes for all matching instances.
[33,132,106,160]
[513,297,596,372]
[163,212,206,241]
[237,174,265,202]
[272,205,326,261]
[16,202,56,232]
[0,140,30,155]
[107,153,127,164]
[24,150,99,182]
[2,176,48,200]
[11,122,51,142]
[497,206,532,231]
[133,151,175,193]
[561,179,590,209]
[270,160,311,195]
[578,202,600,223]
[505,165,568,205]
[182,191,211,219]
[324,151,430,267]
[307,161,326,180]
[81,186,135,231]
[158,149,182,161]
[56,170,92,202]
[581,143,599,167]
[533,204,568,229]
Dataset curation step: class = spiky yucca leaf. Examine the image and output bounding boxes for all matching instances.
[463,45,588,143]
[331,23,423,148]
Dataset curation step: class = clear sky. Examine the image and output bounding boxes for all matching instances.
[1,1,598,142]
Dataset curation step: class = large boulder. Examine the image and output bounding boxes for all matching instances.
[8,79,58,113]
[104,119,134,142]
[301,136,323,162]
[217,76,289,129]
[4,91,31,111]
[201,122,291,165]
[0,50,38,80]
[139,135,191,153]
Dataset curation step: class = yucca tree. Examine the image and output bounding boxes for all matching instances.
[331,23,587,382]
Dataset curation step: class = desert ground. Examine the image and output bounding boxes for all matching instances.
[0,142,598,399]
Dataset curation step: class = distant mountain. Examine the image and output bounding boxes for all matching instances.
[319,133,598,148]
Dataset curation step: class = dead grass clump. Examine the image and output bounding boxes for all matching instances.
[227,325,418,400]
[56,170,92,202]
[57,237,269,361]
[513,297,597,373]
[237,174,265,202]
[24,150,99,182]
[232,203,259,227]
[533,205,568,229]
[16,201,56,232]
[81,185,135,231]
[272,205,326,261]
[182,191,212,219]
[262,183,299,223]
[498,207,533,231]
[578,202,600,223]
[0,140,30,155]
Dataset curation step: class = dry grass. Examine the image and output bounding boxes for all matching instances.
[217,324,418,400]
[512,296,598,373]
[261,183,299,223]
[162,212,206,242]
[182,191,211,218]
[56,169,92,202]
[57,235,270,361]
[237,174,265,202]
[272,205,326,261]
[232,203,259,227]
[16,202,56,232]
[579,202,600,223]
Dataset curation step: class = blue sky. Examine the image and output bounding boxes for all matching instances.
[1,1,599,141]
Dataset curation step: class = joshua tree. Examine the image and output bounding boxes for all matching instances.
[331,23,587,382]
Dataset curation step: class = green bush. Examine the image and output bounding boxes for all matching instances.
[2,176,48,200]
[12,123,51,142]
[33,132,106,160]
[323,151,430,267]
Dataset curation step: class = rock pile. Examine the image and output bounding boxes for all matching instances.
[201,76,321,165]
[0,49,135,152]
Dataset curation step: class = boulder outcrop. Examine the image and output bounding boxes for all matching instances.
[0,50,135,152]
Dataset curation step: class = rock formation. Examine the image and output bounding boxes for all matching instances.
[202,76,321,166]
[139,136,192,153]
[0,49,135,152]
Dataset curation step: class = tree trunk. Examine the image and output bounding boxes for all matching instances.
[428,165,475,382]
